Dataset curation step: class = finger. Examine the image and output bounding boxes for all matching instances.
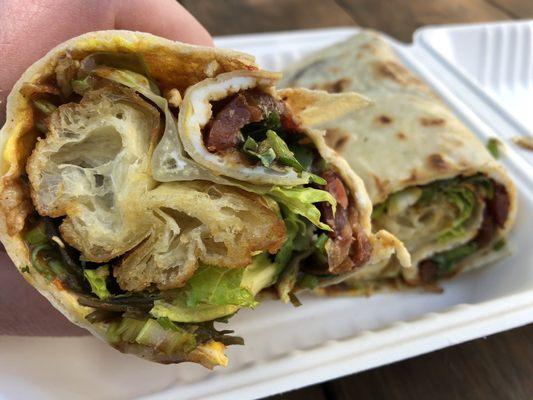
[0,0,212,123]
[113,0,213,46]
[0,0,115,123]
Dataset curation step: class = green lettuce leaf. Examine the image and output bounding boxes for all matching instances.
[151,295,239,323]
[151,254,277,323]
[185,265,257,308]
[268,186,336,231]
[83,265,111,300]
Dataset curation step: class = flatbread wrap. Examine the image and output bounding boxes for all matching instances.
[0,31,408,367]
[281,31,517,292]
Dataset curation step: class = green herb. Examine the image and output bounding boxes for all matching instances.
[243,136,276,167]
[20,265,30,273]
[487,138,501,159]
[241,111,281,139]
[240,113,328,185]
[243,128,306,173]
[266,130,304,170]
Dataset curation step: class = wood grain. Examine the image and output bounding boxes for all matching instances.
[486,0,533,18]
[267,384,327,400]
[323,324,533,400]
[179,0,355,36]
[334,0,511,41]
[265,325,533,400]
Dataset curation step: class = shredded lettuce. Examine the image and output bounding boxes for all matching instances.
[437,187,476,242]
[268,186,336,231]
[151,295,239,323]
[274,208,311,270]
[376,175,491,244]
[273,208,315,303]
[412,183,478,244]
[151,254,277,323]
[83,265,111,300]
[430,242,477,276]
[107,317,197,354]
[276,249,313,304]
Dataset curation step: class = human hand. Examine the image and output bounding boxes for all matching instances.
[0,0,212,336]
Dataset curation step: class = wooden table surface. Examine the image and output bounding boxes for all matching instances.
[178,1,533,399]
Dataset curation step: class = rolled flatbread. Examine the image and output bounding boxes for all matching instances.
[0,31,408,366]
[281,31,517,292]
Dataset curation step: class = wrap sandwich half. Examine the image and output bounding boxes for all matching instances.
[281,31,517,293]
[0,31,409,367]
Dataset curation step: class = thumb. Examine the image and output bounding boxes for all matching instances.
[113,0,213,46]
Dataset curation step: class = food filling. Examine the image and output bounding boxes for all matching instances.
[372,174,510,284]
[15,52,372,362]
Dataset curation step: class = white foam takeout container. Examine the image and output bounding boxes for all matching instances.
[1,22,532,400]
